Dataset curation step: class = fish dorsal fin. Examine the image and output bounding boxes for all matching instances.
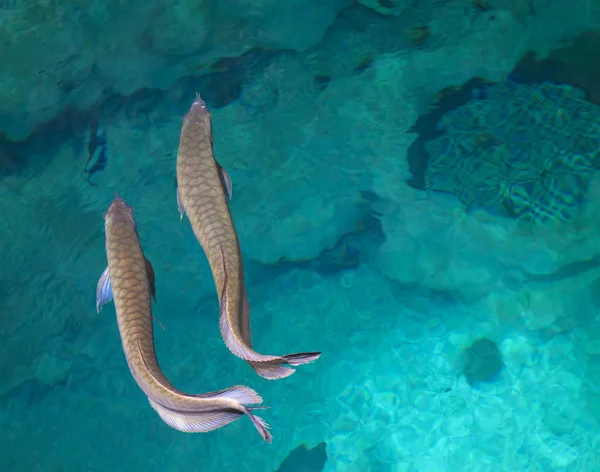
[219,244,228,287]
[218,243,229,336]
[218,165,232,200]
[144,257,156,302]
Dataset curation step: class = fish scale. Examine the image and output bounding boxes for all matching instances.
[176,93,322,380]
[96,194,272,442]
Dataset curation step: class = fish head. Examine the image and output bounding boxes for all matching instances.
[184,93,212,128]
[104,192,136,228]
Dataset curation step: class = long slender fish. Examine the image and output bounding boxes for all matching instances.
[96,193,272,442]
[176,94,321,380]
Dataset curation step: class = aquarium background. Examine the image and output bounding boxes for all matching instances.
[2,0,600,470]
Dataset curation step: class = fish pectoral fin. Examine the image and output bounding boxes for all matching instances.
[96,266,113,313]
[176,186,185,220]
[240,287,253,347]
[144,256,156,302]
[218,165,232,200]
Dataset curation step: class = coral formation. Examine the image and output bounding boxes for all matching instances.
[424,81,600,223]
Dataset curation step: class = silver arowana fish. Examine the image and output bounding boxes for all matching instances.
[176,94,321,380]
[96,193,272,442]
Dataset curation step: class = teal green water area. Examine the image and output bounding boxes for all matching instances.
[3,1,600,471]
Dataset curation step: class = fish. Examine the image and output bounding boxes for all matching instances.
[96,193,272,442]
[85,143,108,184]
[176,93,321,380]
[84,112,108,186]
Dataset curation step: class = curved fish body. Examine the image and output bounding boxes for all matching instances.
[176,94,321,380]
[96,194,272,442]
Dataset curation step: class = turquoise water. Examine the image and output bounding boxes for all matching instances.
[3,1,600,471]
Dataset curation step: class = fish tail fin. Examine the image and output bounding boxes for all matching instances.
[138,341,264,408]
[148,397,272,443]
[193,385,273,442]
[249,362,296,380]
[249,352,321,380]
[282,352,322,366]
[245,406,273,443]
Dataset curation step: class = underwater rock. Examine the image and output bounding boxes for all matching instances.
[0,4,97,140]
[149,2,209,56]
[34,353,70,387]
[524,290,565,330]
[512,31,600,108]
[462,338,504,387]
[423,81,600,224]
[354,0,407,16]
[1,0,597,141]
[0,0,348,140]
[275,442,328,472]
[238,52,314,117]
[234,0,350,52]
[439,409,473,437]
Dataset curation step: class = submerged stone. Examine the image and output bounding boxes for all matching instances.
[275,442,328,472]
[463,338,504,387]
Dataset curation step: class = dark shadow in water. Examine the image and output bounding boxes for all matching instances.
[184,47,281,109]
[314,75,332,92]
[0,107,90,179]
[6,379,56,406]
[0,47,281,182]
[510,30,600,106]
[248,208,386,284]
[462,338,504,388]
[405,29,600,191]
[405,77,494,191]
[274,442,328,472]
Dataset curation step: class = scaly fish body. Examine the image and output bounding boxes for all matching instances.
[176,94,321,380]
[96,193,271,442]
